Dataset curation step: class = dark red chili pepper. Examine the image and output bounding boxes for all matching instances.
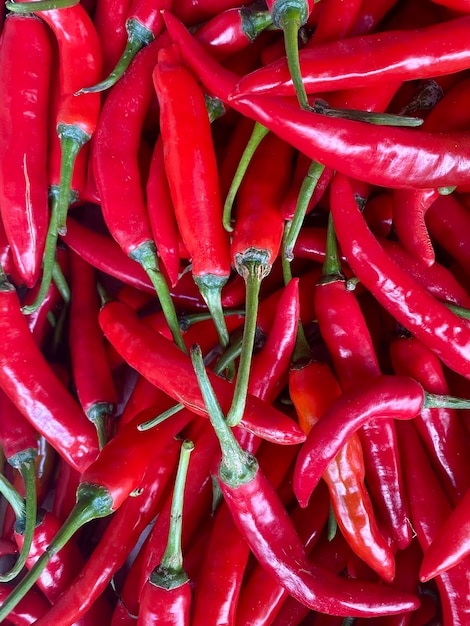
[13,2,102,314]
[172,0,248,25]
[0,586,50,626]
[226,131,293,427]
[137,440,193,626]
[293,375,470,508]
[352,0,398,35]
[31,441,180,626]
[329,174,470,380]
[93,0,132,76]
[51,458,80,523]
[0,410,186,622]
[0,275,99,473]
[98,298,305,445]
[0,14,51,288]
[92,34,186,352]
[194,4,272,61]
[69,251,116,448]
[420,486,470,582]
[397,420,470,625]
[232,16,470,99]
[313,215,412,550]
[153,45,232,359]
[310,0,362,44]
[163,12,470,191]
[191,344,419,617]
[391,335,470,505]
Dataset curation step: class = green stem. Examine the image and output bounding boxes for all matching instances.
[320,212,344,281]
[178,308,244,332]
[446,302,470,320]
[6,0,78,11]
[150,440,194,590]
[327,502,338,542]
[86,402,114,450]
[226,251,271,427]
[240,7,273,41]
[223,122,269,232]
[190,344,257,487]
[312,99,423,127]
[279,6,310,110]
[130,241,187,353]
[0,456,37,583]
[76,19,154,95]
[0,484,113,622]
[52,260,70,304]
[138,335,244,432]
[204,94,226,123]
[423,392,470,410]
[0,473,25,522]
[283,161,326,262]
[193,274,234,380]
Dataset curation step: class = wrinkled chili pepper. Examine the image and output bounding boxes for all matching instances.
[0,14,51,288]
[191,344,420,617]
[153,45,232,361]
[137,440,193,626]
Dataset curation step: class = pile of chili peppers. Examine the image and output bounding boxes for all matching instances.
[2,0,470,623]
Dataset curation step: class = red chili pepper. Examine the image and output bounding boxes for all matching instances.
[172,0,248,25]
[98,298,305,445]
[232,16,470,99]
[0,275,98,473]
[293,375,470,508]
[153,45,232,358]
[329,174,470,380]
[51,458,80,523]
[352,0,398,35]
[0,14,51,288]
[31,441,180,626]
[194,4,272,61]
[420,487,470,582]
[313,215,412,550]
[92,34,185,352]
[93,0,132,76]
[397,421,470,625]
[137,440,193,626]
[390,334,470,506]
[310,0,362,44]
[14,2,102,314]
[0,586,50,626]
[191,345,419,617]
[163,12,470,191]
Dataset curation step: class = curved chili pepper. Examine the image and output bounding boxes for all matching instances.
[79,0,171,94]
[0,275,98,473]
[163,12,470,191]
[92,34,185,352]
[191,345,419,617]
[153,45,232,359]
[313,215,412,550]
[329,174,470,380]
[227,131,293,426]
[137,440,193,626]
[0,14,51,288]
[420,487,470,582]
[293,375,470,508]
[93,0,132,76]
[172,0,249,25]
[397,421,470,625]
[98,298,305,445]
[31,442,180,626]
[16,2,102,314]
[310,0,362,44]
[69,251,116,448]
[232,16,470,99]
[390,334,470,506]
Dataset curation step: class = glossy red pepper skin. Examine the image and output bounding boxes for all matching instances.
[0,586,50,626]
[98,299,305,445]
[232,16,470,98]
[397,421,470,625]
[153,49,231,282]
[293,376,425,508]
[0,14,50,288]
[32,445,179,626]
[330,174,470,380]
[0,280,98,473]
[310,0,362,44]
[138,582,191,626]
[172,0,246,25]
[390,335,470,506]
[163,12,470,191]
[93,0,132,75]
